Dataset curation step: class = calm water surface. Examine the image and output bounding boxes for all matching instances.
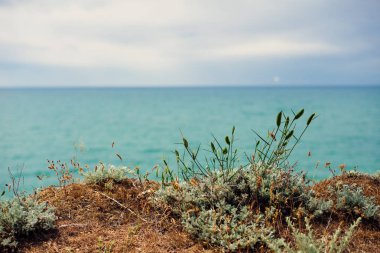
[0,87,379,191]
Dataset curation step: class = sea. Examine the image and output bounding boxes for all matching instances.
[1,86,379,192]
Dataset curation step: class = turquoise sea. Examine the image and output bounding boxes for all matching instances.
[1,87,379,191]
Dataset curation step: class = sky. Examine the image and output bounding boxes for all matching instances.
[0,0,379,87]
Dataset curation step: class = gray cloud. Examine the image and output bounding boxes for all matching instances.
[0,0,379,86]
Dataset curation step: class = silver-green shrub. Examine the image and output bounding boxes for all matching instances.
[82,164,134,184]
[266,217,361,253]
[0,196,56,249]
[155,163,314,214]
[153,110,364,252]
[182,203,273,251]
[154,163,325,251]
[332,184,379,219]
[305,192,334,217]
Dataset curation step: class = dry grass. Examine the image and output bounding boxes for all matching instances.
[19,179,213,253]
[311,173,380,253]
[17,174,380,253]
[313,173,380,205]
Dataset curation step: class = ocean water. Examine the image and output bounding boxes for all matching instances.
[0,87,379,191]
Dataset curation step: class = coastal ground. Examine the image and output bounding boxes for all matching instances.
[18,173,380,253]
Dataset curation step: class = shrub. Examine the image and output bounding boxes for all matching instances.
[154,109,364,251]
[182,203,273,251]
[154,109,323,251]
[155,163,313,216]
[331,184,379,219]
[155,162,338,250]
[0,195,56,249]
[266,217,361,253]
[305,193,333,217]
[82,164,134,184]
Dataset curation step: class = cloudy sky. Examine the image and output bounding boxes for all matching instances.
[0,0,379,87]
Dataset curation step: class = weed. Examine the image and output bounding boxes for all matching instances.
[47,160,75,189]
[251,109,316,167]
[97,237,115,253]
[173,126,239,183]
[266,217,361,253]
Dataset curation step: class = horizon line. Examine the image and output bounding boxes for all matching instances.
[1,84,380,90]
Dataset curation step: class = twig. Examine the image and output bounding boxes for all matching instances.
[59,223,88,228]
[93,190,147,222]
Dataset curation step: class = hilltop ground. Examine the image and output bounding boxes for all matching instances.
[18,173,380,253]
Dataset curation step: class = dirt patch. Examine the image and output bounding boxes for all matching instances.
[19,179,213,253]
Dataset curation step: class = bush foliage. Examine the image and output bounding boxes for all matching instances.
[82,164,133,184]
[332,184,379,219]
[266,217,361,253]
[153,109,370,251]
[0,195,56,250]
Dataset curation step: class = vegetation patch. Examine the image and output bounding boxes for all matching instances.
[0,195,56,251]
[82,163,133,184]
[1,110,379,252]
[266,217,361,253]
[153,109,379,252]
